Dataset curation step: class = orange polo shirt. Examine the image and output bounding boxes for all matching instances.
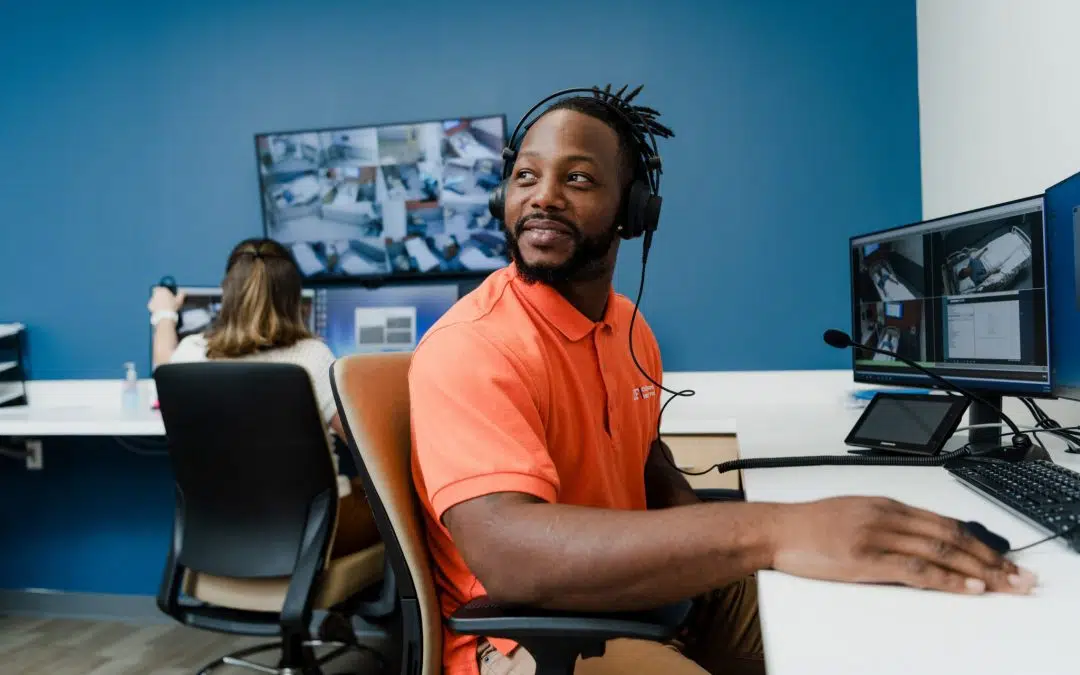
[409,263,663,675]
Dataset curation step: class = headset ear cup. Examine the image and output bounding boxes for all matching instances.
[488,181,507,221]
[621,181,653,240]
[643,193,662,235]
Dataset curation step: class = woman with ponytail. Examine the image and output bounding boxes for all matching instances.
[147,237,380,557]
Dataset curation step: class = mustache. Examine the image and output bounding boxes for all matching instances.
[513,212,582,238]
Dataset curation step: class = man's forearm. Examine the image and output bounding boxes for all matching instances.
[451,497,779,611]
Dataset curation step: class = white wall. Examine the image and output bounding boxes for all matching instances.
[917,0,1080,219]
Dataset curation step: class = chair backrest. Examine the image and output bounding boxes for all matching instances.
[330,352,441,675]
[155,361,338,579]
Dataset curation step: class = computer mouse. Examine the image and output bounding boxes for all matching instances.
[962,520,1011,555]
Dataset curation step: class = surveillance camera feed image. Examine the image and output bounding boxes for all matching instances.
[856,300,926,364]
[932,212,1037,297]
[848,196,1050,393]
[853,235,926,303]
[256,115,508,282]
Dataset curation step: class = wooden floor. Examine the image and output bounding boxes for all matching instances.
[0,615,379,674]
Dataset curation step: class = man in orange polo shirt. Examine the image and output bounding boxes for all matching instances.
[409,86,1037,675]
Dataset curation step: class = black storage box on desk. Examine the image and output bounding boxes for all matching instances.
[0,323,27,408]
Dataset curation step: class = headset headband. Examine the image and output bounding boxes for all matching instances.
[501,87,663,195]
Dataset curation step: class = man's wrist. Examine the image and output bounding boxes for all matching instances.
[758,502,796,570]
[709,501,786,572]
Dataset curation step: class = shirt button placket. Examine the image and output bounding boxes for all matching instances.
[595,327,617,442]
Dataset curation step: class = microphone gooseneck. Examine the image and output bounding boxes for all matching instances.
[823,329,1032,452]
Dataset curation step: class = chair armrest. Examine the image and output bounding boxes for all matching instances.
[694,488,745,502]
[448,597,691,644]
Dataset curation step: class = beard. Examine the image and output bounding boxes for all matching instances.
[506,212,618,286]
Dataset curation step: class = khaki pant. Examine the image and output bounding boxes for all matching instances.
[477,577,764,675]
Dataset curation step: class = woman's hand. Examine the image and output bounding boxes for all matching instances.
[148,287,185,314]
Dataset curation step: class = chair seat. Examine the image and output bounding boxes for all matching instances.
[185,543,386,613]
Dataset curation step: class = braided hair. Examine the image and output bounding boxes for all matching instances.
[541,84,674,183]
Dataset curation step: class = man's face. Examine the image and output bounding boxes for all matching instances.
[503,109,624,285]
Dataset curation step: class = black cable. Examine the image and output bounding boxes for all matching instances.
[1021,398,1049,424]
[1021,397,1080,451]
[687,445,976,475]
[626,232,697,469]
[675,421,1080,478]
[1009,525,1079,553]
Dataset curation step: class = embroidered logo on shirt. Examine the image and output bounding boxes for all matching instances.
[632,384,657,401]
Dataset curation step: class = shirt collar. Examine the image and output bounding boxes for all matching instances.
[509,264,618,342]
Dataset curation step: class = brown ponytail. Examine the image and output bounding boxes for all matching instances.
[204,238,312,359]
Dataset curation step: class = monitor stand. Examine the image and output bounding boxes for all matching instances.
[967,395,1051,463]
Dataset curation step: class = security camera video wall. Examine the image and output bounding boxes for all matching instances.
[255,116,509,282]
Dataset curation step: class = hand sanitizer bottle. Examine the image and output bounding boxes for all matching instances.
[122,362,139,411]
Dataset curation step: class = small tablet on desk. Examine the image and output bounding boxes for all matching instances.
[845,392,970,456]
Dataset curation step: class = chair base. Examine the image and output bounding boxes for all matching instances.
[196,639,356,675]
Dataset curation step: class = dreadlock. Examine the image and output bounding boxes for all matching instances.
[540,84,674,183]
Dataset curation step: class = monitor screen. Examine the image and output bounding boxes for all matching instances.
[149,286,315,357]
[1045,171,1080,400]
[849,195,1051,394]
[254,115,509,283]
[312,282,464,358]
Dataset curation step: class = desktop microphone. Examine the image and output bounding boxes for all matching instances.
[159,275,179,296]
[157,275,183,332]
[823,328,1041,461]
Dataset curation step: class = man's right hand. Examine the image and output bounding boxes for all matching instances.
[770,496,1037,595]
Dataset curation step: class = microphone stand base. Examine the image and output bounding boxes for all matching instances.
[965,441,1053,463]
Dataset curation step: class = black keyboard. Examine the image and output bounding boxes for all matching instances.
[946,459,1080,552]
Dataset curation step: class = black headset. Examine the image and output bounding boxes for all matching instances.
[487,87,664,241]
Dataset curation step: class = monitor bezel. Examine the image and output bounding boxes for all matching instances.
[1045,170,1080,401]
[252,113,510,288]
[848,194,1053,397]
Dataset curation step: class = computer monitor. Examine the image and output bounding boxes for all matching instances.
[1045,171,1080,400]
[150,286,315,351]
[849,196,1051,404]
[254,115,510,284]
[311,282,464,358]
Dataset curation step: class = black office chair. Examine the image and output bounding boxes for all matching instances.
[330,352,691,675]
[154,362,387,674]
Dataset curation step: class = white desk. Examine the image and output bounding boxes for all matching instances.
[0,380,734,440]
[0,380,164,437]
[737,404,1080,675]
[0,405,164,436]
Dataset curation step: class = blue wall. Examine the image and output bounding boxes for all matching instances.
[0,0,920,594]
